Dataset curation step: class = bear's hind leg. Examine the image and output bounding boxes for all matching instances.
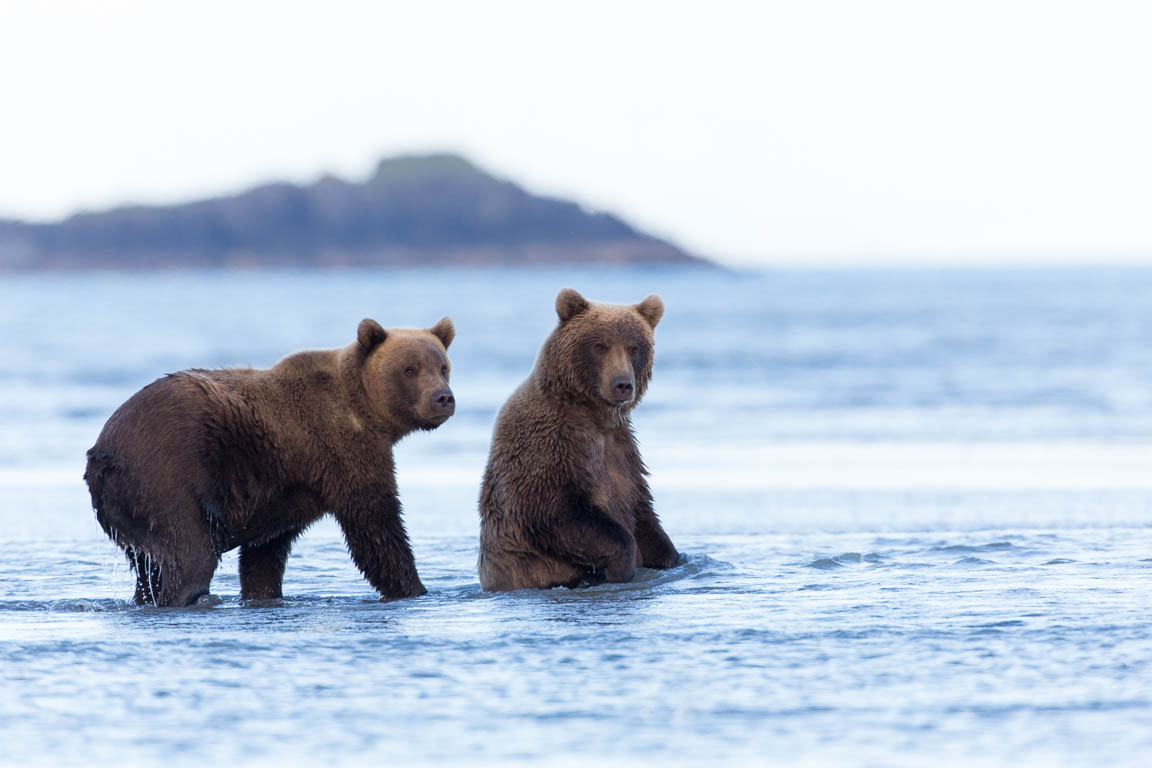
[127,548,163,606]
[163,550,218,607]
[125,537,218,607]
[239,529,302,600]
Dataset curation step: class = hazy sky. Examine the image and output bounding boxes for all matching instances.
[2,1,1150,266]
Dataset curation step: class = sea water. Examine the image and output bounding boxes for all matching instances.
[1,267,1150,766]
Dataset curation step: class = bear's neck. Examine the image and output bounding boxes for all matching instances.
[336,345,410,440]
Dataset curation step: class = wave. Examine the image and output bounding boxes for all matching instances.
[803,552,885,569]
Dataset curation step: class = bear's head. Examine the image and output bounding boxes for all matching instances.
[534,288,664,416]
[355,317,456,433]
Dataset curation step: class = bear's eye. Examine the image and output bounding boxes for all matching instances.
[404,366,417,377]
[629,345,639,355]
[593,342,607,354]
[441,365,448,377]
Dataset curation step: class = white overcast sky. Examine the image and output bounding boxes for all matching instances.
[1,1,1150,266]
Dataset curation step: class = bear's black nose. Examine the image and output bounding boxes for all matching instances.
[611,377,634,402]
[433,389,455,412]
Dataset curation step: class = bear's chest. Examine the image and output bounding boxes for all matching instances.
[585,433,639,521]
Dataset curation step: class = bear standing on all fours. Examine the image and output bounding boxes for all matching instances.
[84,317,456,607]
[478,288,680,590]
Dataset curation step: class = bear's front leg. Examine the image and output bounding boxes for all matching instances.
[333,493,426,600]
[532,493,638,585]
[633,492,680,569]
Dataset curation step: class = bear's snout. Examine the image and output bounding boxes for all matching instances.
[610,376,635,404]
[432,388,456,415]
[420,387,455,430]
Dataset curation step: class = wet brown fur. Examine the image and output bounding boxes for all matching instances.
[84,317,455,606]
[478,288,679,590]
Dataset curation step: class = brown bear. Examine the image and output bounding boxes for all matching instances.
[84,317,455,606]
[478,288,679,590]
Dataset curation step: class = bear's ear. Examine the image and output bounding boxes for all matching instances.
[635,294,664,329]
[357,318,388,351]
[555,288,590,323]
[429,316,455,350]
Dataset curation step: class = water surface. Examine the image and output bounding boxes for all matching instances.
[2,267,1151,766]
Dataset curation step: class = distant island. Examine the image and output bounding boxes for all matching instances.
[0,154,709,270]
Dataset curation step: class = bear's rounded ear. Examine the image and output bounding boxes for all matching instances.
[357,318,388,351]
[429,316,455,350]
[635,294,664,329]
[555,288,590,323]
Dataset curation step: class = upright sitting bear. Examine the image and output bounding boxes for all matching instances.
[478,289,680,590]
[85,317,455,606]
